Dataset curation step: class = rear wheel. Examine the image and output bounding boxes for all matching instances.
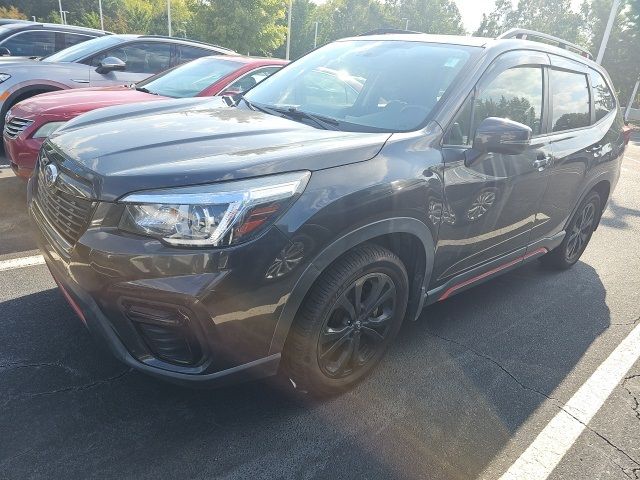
[284,244,408,395]
[541,191,601,270]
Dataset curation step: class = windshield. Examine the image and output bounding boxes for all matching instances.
[137,57,241,97]
[43,35,125,63]
[244,40,477,133]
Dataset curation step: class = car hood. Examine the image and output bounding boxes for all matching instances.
[49,99,391,201]
[12,86,167,121]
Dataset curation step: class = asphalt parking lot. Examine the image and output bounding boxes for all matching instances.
[1,136,640,479]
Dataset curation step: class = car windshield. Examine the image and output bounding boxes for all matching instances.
[137,57,242,97]
[244,39,478,132]
[42,35,125,63]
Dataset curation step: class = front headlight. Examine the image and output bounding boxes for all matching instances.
[33,121,66,138]
[119,171,310,247]
[0,73,10,83]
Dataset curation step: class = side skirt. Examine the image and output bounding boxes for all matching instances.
[420,231,565,308]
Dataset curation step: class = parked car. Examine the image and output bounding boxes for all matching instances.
[29,29,626,394]
[5,55,287,178]
[0,34,235,134]
[0,21,107,58]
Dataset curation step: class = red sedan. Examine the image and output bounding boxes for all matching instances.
[5,55,287,179]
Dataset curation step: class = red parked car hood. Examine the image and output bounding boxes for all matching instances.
[13,86,168,120]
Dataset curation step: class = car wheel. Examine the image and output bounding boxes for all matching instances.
[284,244,409,395]
[541,191,601,270]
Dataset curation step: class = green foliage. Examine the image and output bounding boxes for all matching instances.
[0,5,27,19]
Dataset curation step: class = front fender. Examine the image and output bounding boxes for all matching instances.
[267,217,434,355]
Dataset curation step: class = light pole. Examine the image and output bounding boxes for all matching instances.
[313,21,319,49]
[596,0,621,64]
[402,18,409,30]
[98,0,104,31]
[285,0,293,60]
[167,0,172,36]
[62,11,69,24]
[58,0,64,24]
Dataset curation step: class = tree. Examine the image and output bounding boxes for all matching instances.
[388,0,466,35]
[0,5,27,19]
[473,0,582,43]
[188,0,287,55]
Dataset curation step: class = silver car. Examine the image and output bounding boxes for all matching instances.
[0,34,235,131]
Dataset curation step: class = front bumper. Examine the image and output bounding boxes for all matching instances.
[28,178,302,387]
[4,130,42,179]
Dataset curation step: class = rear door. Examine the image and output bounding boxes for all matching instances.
[433,51,553,283]
[533,55,618,242]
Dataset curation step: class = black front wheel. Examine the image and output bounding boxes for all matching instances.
[284,244,408,395]
[541,191,601,270]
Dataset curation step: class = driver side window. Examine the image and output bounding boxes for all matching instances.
[444,66,544,146]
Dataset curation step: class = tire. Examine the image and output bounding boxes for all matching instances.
[540,190,601,270]
[284,244,409,396]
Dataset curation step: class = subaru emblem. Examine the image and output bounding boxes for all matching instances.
[44,163,58,187]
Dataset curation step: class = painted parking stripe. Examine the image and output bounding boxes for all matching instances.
[500,321,640,480]
[0,255,45,272]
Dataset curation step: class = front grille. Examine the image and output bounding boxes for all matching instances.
[34,152,93,246]
[4,117,33,139]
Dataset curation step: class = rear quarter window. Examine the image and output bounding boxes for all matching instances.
[590,70,616,121]
[551,69,591,132]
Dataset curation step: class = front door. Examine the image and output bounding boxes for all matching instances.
[432,51,553,284]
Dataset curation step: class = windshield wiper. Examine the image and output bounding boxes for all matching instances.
[134,86,157,95]
[251,103,340,130]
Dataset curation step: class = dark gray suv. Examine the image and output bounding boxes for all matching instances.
[29,30,626,394]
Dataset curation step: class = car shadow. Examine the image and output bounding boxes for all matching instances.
[0,174,38,256]
[0,260,610,479]
[600,197,640,230]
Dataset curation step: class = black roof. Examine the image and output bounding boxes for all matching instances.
[0,21,109,36]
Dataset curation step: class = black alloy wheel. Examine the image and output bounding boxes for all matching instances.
[284,244,408,395]
[317,272,397,378]
[541,190,601,270]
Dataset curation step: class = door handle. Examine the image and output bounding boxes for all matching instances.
[533,154,551,170]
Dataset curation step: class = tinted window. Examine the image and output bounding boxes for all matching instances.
[138,57,240,97]
[225,66,281,94]
[591,70,615,121]
[176,45,212,64]
[1,31,56,57]
[63,33,93,49]
[245,40,477,133]
[44,35,124,62]
[91,42,171,74]
[551,69,590,132]
[473,67,543,136]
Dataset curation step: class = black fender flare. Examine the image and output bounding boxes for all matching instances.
[268,217,435,355]
[568,170,616,232]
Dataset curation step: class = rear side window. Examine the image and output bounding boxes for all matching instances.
[590,70,615,121]
[473,66,544,136]
[90,42,172,74]
[175,45,212,65]
[0,31,56,56]
[62,33,92,49]
[551,69,590,132]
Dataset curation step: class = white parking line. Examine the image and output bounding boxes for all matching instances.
[0,255,45,272]
[499,322,640,480]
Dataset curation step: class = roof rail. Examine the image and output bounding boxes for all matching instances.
[358,28,423,36]
[498,28,593,60]
[138,35,236,53]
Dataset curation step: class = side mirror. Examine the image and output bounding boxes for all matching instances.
[0,47,11,56]
[471,117,532,159]
[96,57,126,74]
[219,88,242,97]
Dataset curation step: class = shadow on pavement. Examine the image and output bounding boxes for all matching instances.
[600,198,640,230]
[0,258,610,479]
[0,175,37,256]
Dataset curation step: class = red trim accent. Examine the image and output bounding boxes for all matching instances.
[438,247,548,301]
[54,278,87,325]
